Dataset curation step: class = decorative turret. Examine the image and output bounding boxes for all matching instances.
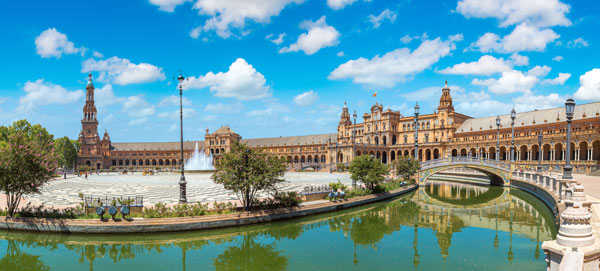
[103,130,110,141]
[438,81,454,111]
[339,101,351,125]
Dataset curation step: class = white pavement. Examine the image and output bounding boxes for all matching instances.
[26,172,352,207]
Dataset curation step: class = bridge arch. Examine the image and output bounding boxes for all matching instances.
[419,158,511,187]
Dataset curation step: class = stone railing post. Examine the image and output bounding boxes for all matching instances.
[544,180,600,271]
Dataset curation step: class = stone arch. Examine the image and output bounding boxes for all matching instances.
[338,152,344,163]
[139,159,143,167]
[391,150,396,161]
[452,149,458,157]
[383,136,387,146]
[418,149,423,161]
[165,159,170,166]
[118,160,123,166]
[531,144,540,160]
[425,149,432,161]
[171,159,177,166]
[86,160,91,166]
[420,165,509,186]
[489,147,496,160]
[593,140,600,161]
[500,146,507,161]
[375,136,379,145]
[321,155,326,163]
[215,149,220,154]
[382,151,387,164]
[294,156,299,163]
[221,148,225,154]
[376,151,381,160]
[543,144,552,160]
[404,150,409,157]
[152,159,157,166]
[307,155,312,163]
[555,143,564,160]
[469,148,476,157]
[369,151,375,156]
[519,145,528,161]
[392,135,397,145]
[301,155,306,163]
[460,148,467,156]
[356,150,362,156]
[159,159,164,166]
[433,148,440,159]
[580,141,589,160]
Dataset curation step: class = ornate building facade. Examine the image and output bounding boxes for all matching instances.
[77,76,600,173]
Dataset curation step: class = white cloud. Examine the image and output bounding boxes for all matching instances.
[567,37,589,48]
[471,65,551,95]
[92,51,104,58]
[456,0,571,28]
[471,23,559,53]
[17,79,84,112]
[400,33,428,44]
[327,0,358,10]
[509,53,529,66]
[95,84,125,107]
[129,118,148,126]
[280,16,340,55]
[266,33,286,45]
[149,0,191,12]
[552,56,563,62]
[190,0,302,39]
[203,115,218,122]
[574,69,600,100]
[513,90,565,112]
[82,56,166,85]
[328,35,461,87]
[184,58,270,100]
[204,102,244,113]
[293,90,319,106]
[456,90,565,117]
[337,51,345,57]
[438,55,513,75]
[158,95,191,107]
[542,73,570,85]
[400,87,440,102]
[368,9,397,28]
[122,95,155,118]
[35,28,83,58]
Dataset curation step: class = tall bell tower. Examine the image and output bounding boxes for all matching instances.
[78,73,109,169]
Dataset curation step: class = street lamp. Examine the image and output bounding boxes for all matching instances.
[563,98,575,179]
[496,116,501,161]
[352,110,357,187]
[414,103,420,161]
[291,147,294,167]
[538,129,543,172]
[177,73,187,203]
[510,108,516,163]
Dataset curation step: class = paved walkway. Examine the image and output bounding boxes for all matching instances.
[21,172,352,208]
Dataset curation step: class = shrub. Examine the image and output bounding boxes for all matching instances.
[345,187,371,198]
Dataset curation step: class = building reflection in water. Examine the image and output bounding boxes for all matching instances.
[0,181,557,270]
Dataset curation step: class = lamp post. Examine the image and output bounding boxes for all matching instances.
[538,129,543,173]
[414,103,420,161]
[177,73,187,203]
[563,98,575,179]
[510,108,516,164]
[328,139,332,173]
[496,116,500,161]
[352,110,357,187]
[291,147,294,168]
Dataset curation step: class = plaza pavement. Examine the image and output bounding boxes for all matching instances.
[21,172,352,208]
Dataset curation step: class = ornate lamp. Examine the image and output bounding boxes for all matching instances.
[177,73,187,203]
[563,98,575,179]
[496,116,501,161]
[414,103,420,161]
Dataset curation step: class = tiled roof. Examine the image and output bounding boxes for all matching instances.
[212,126,236,135]
[111,141,204,151]
[456,101,600,133]
[240,133,336,147]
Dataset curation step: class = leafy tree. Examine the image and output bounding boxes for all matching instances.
[212,142,286,211]
[214,234,287,271]
[54,136,79,170]
[0,120,58,217]
[392,156,420,181]
[348,155,389,190]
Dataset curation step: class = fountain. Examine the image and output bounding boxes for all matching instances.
[184,142,215,173]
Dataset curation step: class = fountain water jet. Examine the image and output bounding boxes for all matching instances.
[184,142,215,171]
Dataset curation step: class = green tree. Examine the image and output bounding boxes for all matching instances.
[54,136,79,170]
[392,156,420,181]
[0,120,58,217]
[348,155,389,190]
[212,142,286,211]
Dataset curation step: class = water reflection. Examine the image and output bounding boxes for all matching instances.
[0,181,557,270]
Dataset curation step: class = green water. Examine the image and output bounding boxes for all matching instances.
[0,181,556,271]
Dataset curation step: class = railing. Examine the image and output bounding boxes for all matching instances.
[511,171,570,201]
[420,156,511,171]
[84,195,144,208]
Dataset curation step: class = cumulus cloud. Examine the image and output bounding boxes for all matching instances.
[149,0,191,12]
[122,95,155,118]
[328,35,462,87]
[82,56,166,85]
[574,69,600,100]
[17,79,84,112]
[95,84,125,107]
[189,0,302,39]
[509,53,529,66]
[368,9,397,28]
[542,73,571,85]
[293,90,319,106]
[266,33,286,45]
[92,51,104,58]
[456,0,571,28]
[567,37,589,48]
[552,56,563,62]
[456,90,565,117]
[279,16,340,55]
[204,102,244,113]
[35,28,84,58]
[184,58,270,100]
[438,55,513,75]
[327,0,358,10]
[471,66,550,95]
[158,95,191,107]
[471,23,559,53]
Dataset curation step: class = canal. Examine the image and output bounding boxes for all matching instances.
[0,181,556,270]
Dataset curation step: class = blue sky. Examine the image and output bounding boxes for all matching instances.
[0,0,599,142]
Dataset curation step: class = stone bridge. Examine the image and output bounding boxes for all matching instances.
[419,157,513,186]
